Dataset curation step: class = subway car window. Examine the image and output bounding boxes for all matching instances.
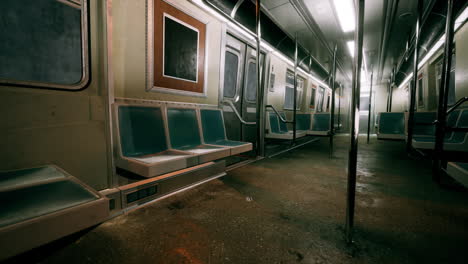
[435,50,456,106]
[0,0,89,90]
[283,71,303,110]
[223,51,239,98]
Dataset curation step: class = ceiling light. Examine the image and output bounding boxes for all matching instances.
[347,41,355,57]
[332,0,356,33]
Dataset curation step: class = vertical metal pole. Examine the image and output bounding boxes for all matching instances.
[406,0,422,153]
[337,84,342,131]
[386,71,392,112]
[346,0,365,244]
[389,68,395,112]
[367,71,373,144]
[293,33,298,143]
[433,0,455,182]
[329,44,337,158]
[255,0,265,157]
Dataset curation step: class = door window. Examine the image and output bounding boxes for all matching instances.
[223,50,239,99]
[245,61,257,102]
[310,86,317,109]
[316,87,325,112]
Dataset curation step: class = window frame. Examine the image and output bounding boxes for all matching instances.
[283,70,304,111]
[316,86,325,112]
[146,0,208,97]
[0,0,91,91]
[434,47,457,107]
[222,48,241,100]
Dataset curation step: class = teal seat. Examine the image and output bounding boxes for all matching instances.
[295,114,311,131]
[0,165,108,261]
[379,113,405,134]
[279,113,289,133]
[412,110,468,151]
[312,113,330,131]
[307,113,330,136]
[412,110,460,142]
[118,106,168,157]
[0,180,97,228]
[266,112,306,139]
[167,108,230,162]
[268,112,285,134]
[412,112,437,136]
[0,166,66,191]
[378,112,405,140]
[199,109,252,155]
[116,105,198,178]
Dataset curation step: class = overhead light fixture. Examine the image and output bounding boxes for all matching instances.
[332,0,356,33]
[398,5,468,89]
[191,0,332,89]
[347,41,355,57]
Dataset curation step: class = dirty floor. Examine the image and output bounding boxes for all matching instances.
[11,136,468,264]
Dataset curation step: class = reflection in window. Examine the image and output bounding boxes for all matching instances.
[223,51,239,98]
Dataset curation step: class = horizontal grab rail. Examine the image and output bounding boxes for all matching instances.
[220,100,256,125]
[447,97,468,115]
[265,105,293,124]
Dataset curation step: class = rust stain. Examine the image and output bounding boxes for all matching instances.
[174,248,204,264]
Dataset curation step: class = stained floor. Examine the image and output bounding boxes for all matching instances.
[11,136,468,264]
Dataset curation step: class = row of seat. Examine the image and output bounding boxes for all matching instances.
[266,112,331,139]
[377,110,468,151]
[114,101,252,178]
[411,110,468,151]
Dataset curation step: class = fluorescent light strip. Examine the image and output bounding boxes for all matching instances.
[332,0,356,33]
[398,6,468,89]
[192,0,331,89]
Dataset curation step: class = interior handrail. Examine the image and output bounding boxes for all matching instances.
[265,105,293,124]
[220,100,256,125]
[432,97,468,125]
[447,97,468,115]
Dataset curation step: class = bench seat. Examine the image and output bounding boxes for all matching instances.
[115,105,198,178]
[266,112,306,139]
[412,110,467,152]
[307,113,331,136]
[167,108,231,163]
[377,112,405,140]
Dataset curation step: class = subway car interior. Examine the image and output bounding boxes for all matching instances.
[1,0,468,263]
